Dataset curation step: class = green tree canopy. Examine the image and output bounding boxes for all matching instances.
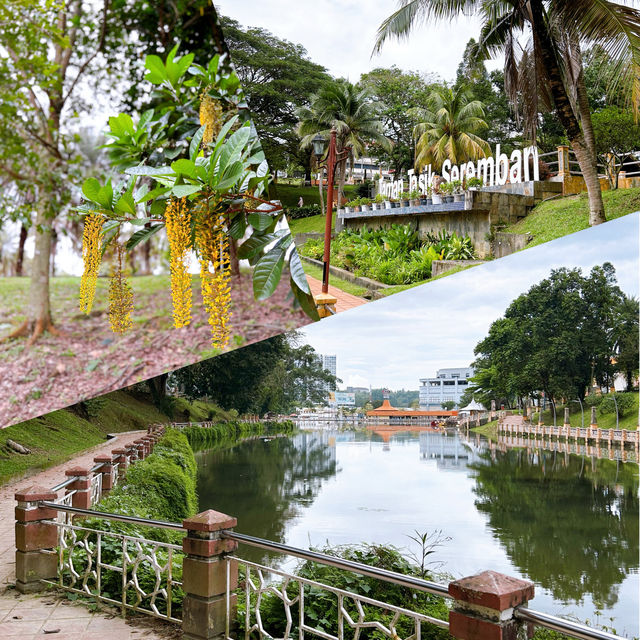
[472,263,626,406]
[171,332,338,414]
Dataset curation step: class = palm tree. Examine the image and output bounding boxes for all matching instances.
[412,85,491,171]
[296,80,391,208]
[374,0,640,227]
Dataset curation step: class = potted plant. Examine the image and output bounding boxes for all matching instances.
[384,196,393,209]
[441,181,455,203]
[409,189,421,207]
[432,183,443,205]
[345,198,360,213]
[400,191,411,207]
[425,185,433,206]
[466,177,483,191]
[360,197,372,212]
[373,193,385,211]
[451,180,464,202]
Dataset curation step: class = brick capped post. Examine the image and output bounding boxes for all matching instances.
[94,456,114,495]
[65,468,93,509]
[182,510,239,640]
[449,570,534,640]
[563,407,570,430]
[134,439,146,460]
[112,448,129,482]
[14,485,58,593]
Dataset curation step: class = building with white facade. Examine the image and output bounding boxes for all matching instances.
[319,354,337,393]
[419,367,474,410]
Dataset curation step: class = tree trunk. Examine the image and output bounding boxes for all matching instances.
[50,227,58,276]
[228,237,240,276]
[15,224,27,276]
[529,0,606,225]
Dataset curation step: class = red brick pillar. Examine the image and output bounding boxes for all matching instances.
[112,448,129,482]
[182,510,239,640]
[126,442,138,462]
[94,456,114,494]
[14,486,59,593]
[134,439,146,460]
[65,467,93,510]
[449,571,534,640]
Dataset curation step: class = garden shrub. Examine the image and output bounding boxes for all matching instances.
[299,225,475,285]
[598,393,635,418]
[285,204,322,220]
[243,543,451,640]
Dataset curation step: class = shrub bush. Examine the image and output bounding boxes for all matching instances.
[599,392,636,418]
[285,204,322,220]
[299,225,476,285]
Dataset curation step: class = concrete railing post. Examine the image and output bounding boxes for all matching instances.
[65,467,93,509]
[14,486,58,593]
[449,570,534,640]
[182,510,239,640]
[94,456,114,495]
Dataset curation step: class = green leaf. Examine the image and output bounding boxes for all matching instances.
[288,248,310,294]
[114,191,136,215]
[190,125,206,160]
[137,185,170,204]
[144,54,167,84]
[95,180,114,210]
[248,212,275,232]
[253,246,285,300]
[82,178,101,203]
[171,158,197,178]
[237,230,286,260]
[126,224,164,250]
[171,184,201,198]
[228,213,247,240]
[291,278,320,320]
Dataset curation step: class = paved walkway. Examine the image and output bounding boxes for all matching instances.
[306,275,367,314]
[0,432,177,638]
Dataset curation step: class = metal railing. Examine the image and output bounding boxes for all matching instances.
[35,504,628,640]
[42,518,183,623]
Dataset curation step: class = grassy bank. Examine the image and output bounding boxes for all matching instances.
[272,183,357,209]
[289,211,336,235]
[505,187,640,247]
[0,390,226,485]
[183,419,295,452]
[471,420,498,440]
[301,260,368,298]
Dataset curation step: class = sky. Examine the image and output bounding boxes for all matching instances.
[299,213,640,391]
[214,0,499,83]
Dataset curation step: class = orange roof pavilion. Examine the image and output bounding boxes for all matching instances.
[366,392,458,420]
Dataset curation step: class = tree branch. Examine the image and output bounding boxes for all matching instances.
[62,0,110,105]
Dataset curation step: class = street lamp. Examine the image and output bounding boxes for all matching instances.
[571,398,584,429]
[311,127,350,294]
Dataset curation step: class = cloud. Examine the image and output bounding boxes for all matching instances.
[215,0,495,81]
[300,213,639,389]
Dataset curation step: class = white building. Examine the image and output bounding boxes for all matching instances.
[419,367,474,410]
[320,354,337,393]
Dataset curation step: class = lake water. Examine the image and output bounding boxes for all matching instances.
[195,428,639,637]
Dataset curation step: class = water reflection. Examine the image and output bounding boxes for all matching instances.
[195,426,639,635]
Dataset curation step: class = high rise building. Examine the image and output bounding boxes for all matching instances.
[320,354,337,392]
[419,367,473,409]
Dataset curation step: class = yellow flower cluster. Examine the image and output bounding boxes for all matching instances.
[197,206,231,349]
[164,197,193,328]
[79,212,105,314]
[108,243,134,334]
[199,92,224,146]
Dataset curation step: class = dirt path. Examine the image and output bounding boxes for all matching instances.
[0,432,180,638]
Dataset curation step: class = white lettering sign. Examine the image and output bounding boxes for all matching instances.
[378,144,539,198]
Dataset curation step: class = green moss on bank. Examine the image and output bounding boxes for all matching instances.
[0,390,220,486]
[471,420,498,440]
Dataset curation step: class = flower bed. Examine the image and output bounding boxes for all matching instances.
[299,225,476,285]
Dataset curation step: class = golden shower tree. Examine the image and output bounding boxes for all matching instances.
[78,48,316,348]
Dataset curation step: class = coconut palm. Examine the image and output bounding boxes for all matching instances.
[296,80,391,208]
[413,85,491,171]
[374,0,640,227]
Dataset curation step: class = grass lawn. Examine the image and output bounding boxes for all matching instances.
[505,186,640,247]
[272,183,358,209]
[471,420,498,440]
[533,395,638,431]
[0,389,229,485]
[289,212,336,235]
[302,260,368,298]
